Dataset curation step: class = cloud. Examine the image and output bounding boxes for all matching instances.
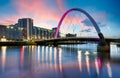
[0,16,18,25]
[57,0,64,12]
[0,0,64,28]
[0,0,108,30]
[81,19,92,26]
[13,0,69,29]
[80,28,91,32]
[93,11,107,21]
[82,18,107,28]
[97,22,107,27]
[14,0,60,18]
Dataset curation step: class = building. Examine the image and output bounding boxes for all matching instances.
[66,33,76,37]
[18,18,33,40]
[52,27,60,38]
[9,25,21,40]
[0,25,21,41]
[0,18,60,41]
[0,25,7,39]
[33,26,55,40]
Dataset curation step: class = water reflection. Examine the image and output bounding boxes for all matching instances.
[85,51,90,75]
[49,47,52,63]
[1,46,7,72]
[78,50,82,72]
[106,62,112,78]
[20,46,24,68]
[0,44,120,78]
[95,57,100,75]
[37,46,40,61]
[58,48,63,75]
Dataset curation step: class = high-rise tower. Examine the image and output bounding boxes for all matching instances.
[18,18,33,40]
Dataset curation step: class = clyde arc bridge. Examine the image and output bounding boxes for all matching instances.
[0,8,120,47]
[36,8,119,46]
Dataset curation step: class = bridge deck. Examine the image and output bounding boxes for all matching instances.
[0,37,119,46]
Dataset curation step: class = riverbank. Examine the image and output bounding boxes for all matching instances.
[0,41,36,46]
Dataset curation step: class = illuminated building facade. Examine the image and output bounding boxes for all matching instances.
[0,25,20,40]
[18,18,33,40]
[0,25,7,39]
[0,18,60,41]
[33,26,55,40]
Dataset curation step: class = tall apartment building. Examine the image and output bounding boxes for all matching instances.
[18,18,33,40]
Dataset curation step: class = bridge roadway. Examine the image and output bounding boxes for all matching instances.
[35,37,120,45]
[0,37,119,46]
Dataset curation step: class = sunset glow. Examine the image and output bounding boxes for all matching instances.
[0,0,120,38]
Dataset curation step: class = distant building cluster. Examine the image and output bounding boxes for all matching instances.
[0,18,59,41]
[66,33,76,37]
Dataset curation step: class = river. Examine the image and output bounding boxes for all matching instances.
[0,43,120,78]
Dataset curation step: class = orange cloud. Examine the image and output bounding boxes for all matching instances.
[0,0,107,32]
[0,16,19,25]
[12,0,63,28]
[12,0,85,28]
[0,0,65,28]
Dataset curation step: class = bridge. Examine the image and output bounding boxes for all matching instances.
[35,37,120,46]
[0,37,119,46]
[0,8,120,52]
[35,8,119,52]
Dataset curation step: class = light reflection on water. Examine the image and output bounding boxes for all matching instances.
[1,46,7,72]
[0,44,120,78]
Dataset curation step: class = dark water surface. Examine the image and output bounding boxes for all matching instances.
[0,43,120,78]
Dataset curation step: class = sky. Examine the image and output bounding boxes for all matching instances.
[0,0,120,38]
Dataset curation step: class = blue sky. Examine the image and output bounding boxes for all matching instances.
[0,0,120,38]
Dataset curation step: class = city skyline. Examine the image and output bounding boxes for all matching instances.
[0,0,120,38]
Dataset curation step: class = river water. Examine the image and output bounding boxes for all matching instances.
[0,43,120,78]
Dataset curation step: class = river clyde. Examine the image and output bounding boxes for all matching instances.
[0,43,120,78]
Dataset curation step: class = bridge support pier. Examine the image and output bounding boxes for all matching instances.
[97,43,110,52]
[97,33,110,52]
[53,42,58,47]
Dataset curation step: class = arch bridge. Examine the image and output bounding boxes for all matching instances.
[54,8,106,45]
[36,8,114,51]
